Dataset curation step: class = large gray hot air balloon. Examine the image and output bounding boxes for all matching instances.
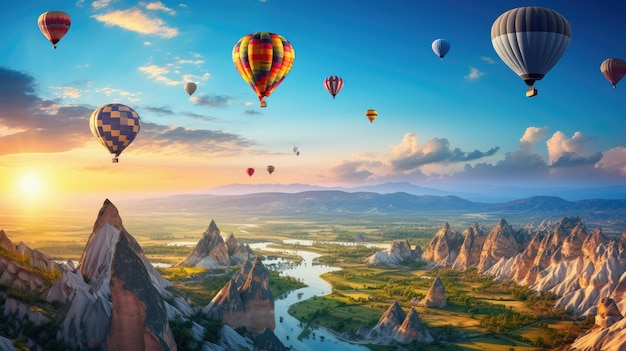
[491,7,571,97]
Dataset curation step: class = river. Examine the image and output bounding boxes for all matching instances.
[249,242,371,351]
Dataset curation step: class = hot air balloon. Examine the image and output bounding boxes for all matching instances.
[184,82,197,96]
[365,109,378,123]
[89,103,141,163]
[292,146,299,156]
[431,39,450,59]
[246,167,255,177]
[491,7,571,97]
[267,165,275,175]
[232,32,295,107]
[600,58,626,89]
[38,11,71,49]
[324,76,344,98]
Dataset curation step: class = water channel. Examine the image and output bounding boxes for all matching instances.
[249,242,375,351]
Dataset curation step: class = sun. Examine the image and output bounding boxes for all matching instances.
[17,172,44,197]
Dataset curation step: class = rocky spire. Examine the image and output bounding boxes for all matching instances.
[204,257,275,333]
[477,218,522,272]
[178,220,255,268]
[452,223,486,270]
[422,222,464,266]
[394,307,433,343]
[254,328,288,351]
[366,301,406,340]
[421,276,447,307]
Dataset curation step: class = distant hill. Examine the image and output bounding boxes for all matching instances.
[202,182,626,202]
[130,191,626,233]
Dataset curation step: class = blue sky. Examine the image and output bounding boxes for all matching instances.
[1,0,626,206]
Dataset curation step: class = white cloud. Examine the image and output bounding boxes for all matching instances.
[138,64,169,79]
[481,56,496,64]
[465,66,484,80]
[596,147,626,175]
[93,8,178,38]
[92,0,111,9]
[546,131,590,165]
[520,126,548,152]
[144,1,176,15]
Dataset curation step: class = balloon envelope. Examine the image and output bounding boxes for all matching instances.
[431,39,450,59]
[365,109,378,123]
[267,165,275,175]
[232,32,295,107]
[324,76,344,98]
[246,167,255,177]
[491,7,571,96]
[184,82,197,96]
[89,103,141,162]
[600,58,626,89]
[38,11,71,49]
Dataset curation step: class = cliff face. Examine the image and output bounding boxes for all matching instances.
[203,257,275,333]
[105,233,177,351]
[178,220,255,268]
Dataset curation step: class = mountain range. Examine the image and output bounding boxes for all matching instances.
[201,181,626,202]
[130,190,626,233]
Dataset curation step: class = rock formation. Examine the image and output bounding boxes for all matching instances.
[477,218,524,273]
[422,222,464,266]
[365,240,422,266]
[571,298,626,350]
[254,328,288,351]
[0,230,61,293]
[178,220,255,268]
[394,307,433,343]
[363,300,432,344]
[421,276,447,307]
[204,257,275,333]
[451,223,486,270]
[365,301,406,342]
[0,199,287,350]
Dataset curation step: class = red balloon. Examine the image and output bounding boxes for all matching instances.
[38,11,71,49]
[246,167,255,177]
[600,58,626,89]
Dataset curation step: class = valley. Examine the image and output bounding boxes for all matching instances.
[1,192,625,350]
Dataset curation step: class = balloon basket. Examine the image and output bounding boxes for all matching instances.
[260,100,267,108]
[112,157,119,163]
[525,88,538,97]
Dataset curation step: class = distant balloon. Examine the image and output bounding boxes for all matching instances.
[267,165,275,175]
[324,76,344,98]
[431,39,450,59]
[232,32,295,107]
[491,7,571,97]
[600,58,626,89]
[38,11,71,49]
[184,82,197,96]
[89,103,141,163]
[246,167,255,177]
[365,109,378,123]
[292,146,299,155]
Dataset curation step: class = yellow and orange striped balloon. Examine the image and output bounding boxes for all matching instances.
[232,32,295,107]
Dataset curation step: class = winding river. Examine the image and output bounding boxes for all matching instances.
[249,242,371,351]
